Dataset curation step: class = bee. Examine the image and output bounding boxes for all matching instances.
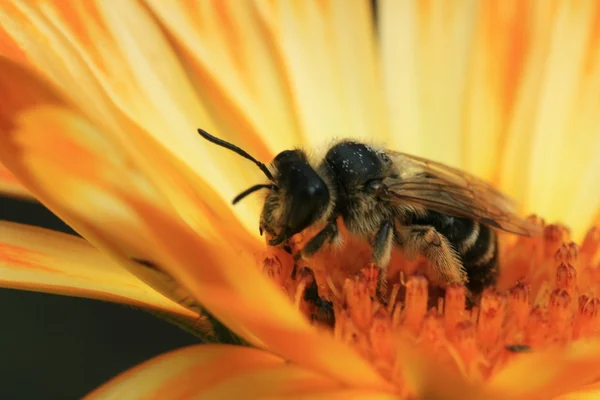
[198,129,541,297]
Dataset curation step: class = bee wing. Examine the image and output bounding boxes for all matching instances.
[382,151,542,237]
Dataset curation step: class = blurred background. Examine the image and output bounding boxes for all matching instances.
[0,196,199,399]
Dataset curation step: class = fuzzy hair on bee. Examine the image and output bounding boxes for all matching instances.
[198,129,542,299]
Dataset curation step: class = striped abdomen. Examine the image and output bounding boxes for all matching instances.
[412,211,499,294]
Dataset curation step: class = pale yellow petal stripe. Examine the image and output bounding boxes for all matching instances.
[461,0,530,183]
[521,1,600,239]
[380,0,476,165]
[268,0,388,148]
[32,0,261,243]
[144,0,302,155]
[0,0,264,235]
[380,0,600,240]
[0,222,195,318]
[0,162,33,199]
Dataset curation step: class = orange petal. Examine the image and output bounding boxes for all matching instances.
[0,1,128,134]
[379,0,475,165]
[283,391,398,400]
[266,0,388,147]
[5,0,271,234]
[113,192,392,391]
[86,345,342,400]
[147,0,388,149]
[0,58,387,389]
[379,1,600,240]
[143,0,294,155]
[0,161,34,199]
[0,6,28,65]
[0,58,208,318]
[497,1,600,239]
[460,0,531,184]
[488,339,600,399]
[555,381,600,400]
[394,340,501,400]
[0,221,196,319]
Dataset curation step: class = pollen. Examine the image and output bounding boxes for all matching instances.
[261,220,600,387]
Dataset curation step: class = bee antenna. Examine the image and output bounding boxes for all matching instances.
[197,129,275,182]
[232,184,275,205]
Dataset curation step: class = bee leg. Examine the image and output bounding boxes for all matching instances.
[294,221,339,261]
[397,225,467,286]
[373,220,395,302]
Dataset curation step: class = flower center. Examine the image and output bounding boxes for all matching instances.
[261,219,600,383]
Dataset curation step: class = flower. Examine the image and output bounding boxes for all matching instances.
[1,1,600,399]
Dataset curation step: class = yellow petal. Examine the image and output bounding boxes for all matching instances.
[8,0,268,234]
[114,192,392,391]
[394,340,500,400]
[0,57,389,389]
[0,58,208,319]
[380,1,600,240]
[88,343,395,399]
[380,0,476,166]
[0,221,195,319]
[461,0,531,184]
[488,339,600,399]
[555,381,600,400]
[192,361,341,399]
[85,345,284,400]
[0,7,28,64]
[0,1,126,135]
[145,0,301,155]
[87,345,391,400]
[0,162,34,199]
[513,1,600,240]
[265,0,388,147]
[1,1,263,240]
[282,391,398,400]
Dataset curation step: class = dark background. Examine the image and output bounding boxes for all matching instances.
[0,196,199,400]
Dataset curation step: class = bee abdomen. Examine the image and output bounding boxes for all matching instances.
[460,224,499,294]
[410,212,499,295]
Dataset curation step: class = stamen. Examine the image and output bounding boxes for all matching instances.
[477,289,506,353]
[387,283,401,314]
[526,306,550,348]
[504,284,530,344]
[403,276,428,335]
[420,311,445,349]
[361,264,379,298]
[444,284,466,335]
[343,277,373,332]
[556,262,577,293]
[325,274,342,300]
[370,309,394,366]
[262,220,600,385]
[574,296,600,339]
[548,289,572,344]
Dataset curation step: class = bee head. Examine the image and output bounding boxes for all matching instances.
[197,129,329,246]
[265,149,330,246]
